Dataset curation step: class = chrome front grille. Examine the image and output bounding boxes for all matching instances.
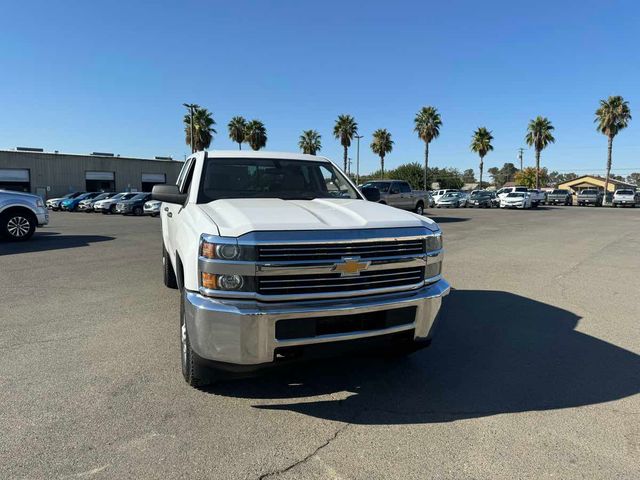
[257,267,425,295]
[257,238,425,261]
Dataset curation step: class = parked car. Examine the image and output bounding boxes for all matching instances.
[496,186,529,202]
[467,191,493,208]
[77,192,117,212]
[143,200,162,217]
[500,192,532,209]
[546,189,573,205]
[527,189,546,207]
[426,192,435,208]
[431,189,460,203]
[489,191,500,207]
[0,190,49,241]
[60,192,101,211]
[360,180,430,214]
[94,192,137,214]
[153,151,449,387]
[46,191,84,211]
[436,192,463,208]
[612,189,637,208]
[114,193,152,215]
[577,189,603,207]
[458,192,470,207]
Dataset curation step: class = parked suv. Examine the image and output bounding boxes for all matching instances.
[94,192,137,214]
[78,192,117,212]
[612,189,637,208]
[114,193,152,215]
[46,191,84,211]
[0,190,49,241]
[60,192,101,211]
[153,151,449,388]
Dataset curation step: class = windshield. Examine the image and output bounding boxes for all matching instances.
[130,193,148,201]
[471,193,490,199]
[442,193,459,199]
[581,190,597,195]
[361,181,390,193]
[93,193,112,201]
[198,158,360,202]
[616,190,634,195]
[507,192,524,197]
[552,189,567,194]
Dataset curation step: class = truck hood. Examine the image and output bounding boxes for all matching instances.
[198,198,438,237]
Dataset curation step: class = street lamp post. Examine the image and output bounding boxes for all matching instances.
[354,134,363,185]
[183,103,198,153]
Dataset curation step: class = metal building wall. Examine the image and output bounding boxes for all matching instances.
[0,150,184,198]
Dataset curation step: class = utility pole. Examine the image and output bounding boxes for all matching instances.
[517,148,524,171]
[354,134,363,185]
[183,103,198,153]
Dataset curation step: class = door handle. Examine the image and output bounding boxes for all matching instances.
[164,207,169,212]
[167,212,172,218]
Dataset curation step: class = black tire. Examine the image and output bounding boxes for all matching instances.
[180,289,216,388]
[414,202,424,215]
[1,210,36,241]
[163,243,178,289]
[134,206,143,216]
[110,205,117,214]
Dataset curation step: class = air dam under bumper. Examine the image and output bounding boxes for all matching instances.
[184,279,450,366]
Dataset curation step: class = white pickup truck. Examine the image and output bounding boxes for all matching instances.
[153,151,449,387]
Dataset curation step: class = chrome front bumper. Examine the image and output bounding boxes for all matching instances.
[184,279,450,365]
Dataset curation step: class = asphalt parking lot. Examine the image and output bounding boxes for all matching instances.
[1,206,639,479]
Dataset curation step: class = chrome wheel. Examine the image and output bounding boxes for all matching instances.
[7,216,31,238]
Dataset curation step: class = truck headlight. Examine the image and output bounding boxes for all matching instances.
[200,238,254,261]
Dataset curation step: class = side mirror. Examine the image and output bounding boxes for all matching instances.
[361,187,381,202]
[152,184,187,204]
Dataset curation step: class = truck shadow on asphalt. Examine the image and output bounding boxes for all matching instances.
[429,216,469,223]
[0,232,114,256]
[213,289,640,423]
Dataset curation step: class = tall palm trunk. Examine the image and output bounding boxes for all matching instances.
[380,156,385,178]
[343,145,348,172]
[238,141,242,150]
[603,135,613,205]
[535,149,541,189]
[423,142,429,191]
[479,155,484,189]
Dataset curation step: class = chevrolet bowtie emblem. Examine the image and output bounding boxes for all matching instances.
[333,257,371,277]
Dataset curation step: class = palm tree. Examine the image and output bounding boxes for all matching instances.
[298,130,322,155]
[595,96,632,202]
[184,106,216,151]
[525,116,555,189]
[370,129,394,177]
[470,127,494,189]
[333,114,358,172]
[414,106,442,191]
[227,116,247,150]
[244,120,267,151]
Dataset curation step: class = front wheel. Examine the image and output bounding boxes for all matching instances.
[1,211,36,241]
[180,290,216,388]
[414,202,424,215]
[133,206,143,216]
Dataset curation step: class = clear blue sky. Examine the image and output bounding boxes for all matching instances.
[1,0,638,176]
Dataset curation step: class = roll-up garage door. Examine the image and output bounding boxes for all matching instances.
[141,173,166,183]
[0,168,30,192]
[85,171,115,192]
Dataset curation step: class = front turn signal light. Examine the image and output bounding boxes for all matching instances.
[201,272,218,290]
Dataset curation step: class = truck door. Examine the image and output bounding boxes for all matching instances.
[387,182,402,208]
[164,158,195,264]
[399,182,413,209]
